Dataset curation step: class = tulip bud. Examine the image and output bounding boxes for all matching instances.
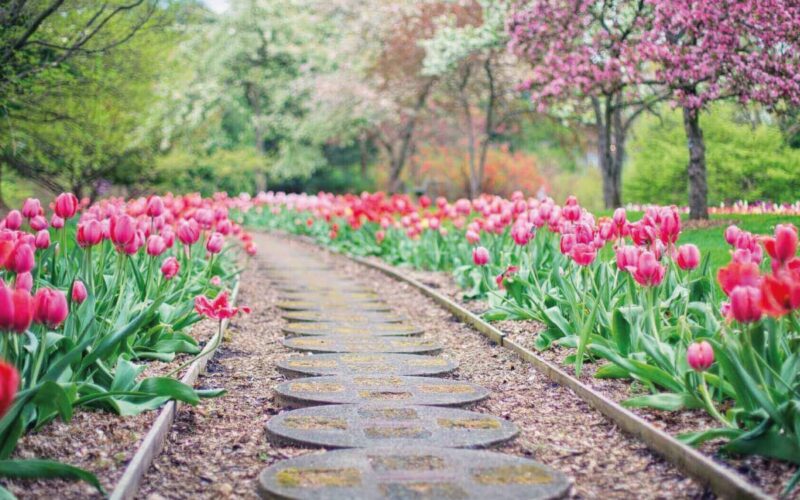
[206,232,224,254]
[724,225,742,246]
[4,211,21,231]
[0,360,19,419]
[11,289,33,333]
[72,280,88,304]
[161,257,180,280]
[472,246,490,266]
[686,341,714,372]
[146,235,166,257]
[15,272,32,292]
[729,286,762,323]
[676,244,700,270]
[54,193,79,219]
[22,198,42,218]
[34,230,50,250]
[33,288,68,328]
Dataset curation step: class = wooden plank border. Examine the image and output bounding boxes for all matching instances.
[109,278,242,500]
[347,253,771,500]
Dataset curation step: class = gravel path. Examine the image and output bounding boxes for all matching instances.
[138,232,706,499]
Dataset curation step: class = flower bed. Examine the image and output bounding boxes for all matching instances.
[0,192,254,495]
[244,191,800,495]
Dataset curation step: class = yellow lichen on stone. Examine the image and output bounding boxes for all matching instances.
[472,465,553,485]
[276,467,361,488]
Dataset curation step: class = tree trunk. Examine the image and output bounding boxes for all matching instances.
[386,79,434,194]
[593,96,622,208]
[682,106,708,220]
[476,57,497,199]
[358,132,369,178]
[0,164,6,210]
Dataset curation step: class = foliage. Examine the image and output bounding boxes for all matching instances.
[626,104,800,206]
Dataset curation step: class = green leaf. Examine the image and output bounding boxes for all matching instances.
[0,459,104,494]
[137,378,200,405]
[623,393,703,411]
[196,388,227,398]
[610,308,632,356]
[31,381,74,428]
[594,363,629,379]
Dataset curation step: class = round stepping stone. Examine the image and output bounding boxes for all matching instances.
[267,404,517,449]
[282,336,442,355]
[280,292,381,303]
[274,375,489,408]
[282,311,405,323]
[277,353,458,378]
[282,322,423,337]
[276,300,391,312]
[257,446,571,499]
[274,283,373,294]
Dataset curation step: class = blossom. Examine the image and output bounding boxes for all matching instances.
[33,288,68,328]
[161,257,180,280]
[687,341,714,372]
[54,193,79,219]
[206,232,224,254]
[495,266,519,289]
[194,292,250,321]
[717,262,762,296]
[21,198,42,218]
[14,273,32,292]
[571,243,596,266]
[472,246,490,266]
[177,219,200,246]
[146,235,166,257]
[77,220,103,247]
[10,289,34,333]
[0,361,19,419]
[72,280,88,304]
[4,211,21,231]
[146,196,165,217]
[729,286,762,323]
[675,244,700,270]
[632,251,666,287]
[8,244,34,274]
[34,230,50,250]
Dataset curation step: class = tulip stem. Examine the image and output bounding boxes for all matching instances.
[166,319,223,378]
[698,374,734,428]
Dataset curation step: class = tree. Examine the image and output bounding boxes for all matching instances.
[508,0,662,209]
[641,0,800,219]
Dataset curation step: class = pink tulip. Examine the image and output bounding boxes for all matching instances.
[146,196,165,217]
[465,230,481,244]
[511,223,533,246]
[686,341,714,372]
[177,219,200,246]
[4,211,21,231]
[50,215,64,229]
[206,232,224,254]
[33,288,68,328]
[613,207,627,227]
[72,280,87,304]
[146,235,166,256]
[161,257,180,280]
[0,283,13,330]
[472,246,490,266]
[676,244,700,270]
[729,286,762,323]
[15,272,32,292]
[724,225,742,246]
[375,230,385,244]
[632,251,666,287]
[76,220,103,247]
[110,215,136,247]
[21,198,42,218]
[11,289,34,333]
[571,243,597,266]
[29,216,47,231]
[559,233,576,255]
[54,193,79,219]
[34,230,50,250]
[616,245,640,271]
[764,224,798,264]
[9,244,34,273]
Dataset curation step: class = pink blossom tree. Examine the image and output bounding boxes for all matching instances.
[507,0,663,209]
[641,0,800,219]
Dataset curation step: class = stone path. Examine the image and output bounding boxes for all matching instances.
[257,245,571,499]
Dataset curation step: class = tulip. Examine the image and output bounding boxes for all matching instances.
[717,262,762,296]
[121,231,144,255]
[110,215,136,247]
[632,251,666,287]
[465,230,480,244]
[34,230,50,250]
[8,244,34,274]
[72,280,88,304]
[616,245,639,271]
[15,272,32,292]
[613,207,627,227]
[4,211,21,231]
[161,257,180,280]
[11,289,33,333]
[0,360,19,419]
[724,225,742,246]
[511,223,533,246]
[472,246,490,266]
[50,215,64,229]
[676,244,700,270]
[33,288,68,328]
[146,235,166,257]
[658,207,681,245]
[210,276,222,287]
[29,216,47,232]
[375,230,385,244]
[177,219,200,246]
[571,243,597,266]
[0,283,13,330]
[729,286,762,323]
[206,232,224,254]
[559,233,576,255]
[146,196,165,217]
[76,220,103,247]
[22,198,42,218]
[54,193,79,219]
[764,224,798,264]
[686,341,714,372]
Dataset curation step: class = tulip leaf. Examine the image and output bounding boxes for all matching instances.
[0,459,104,495]
[622,392,703,411]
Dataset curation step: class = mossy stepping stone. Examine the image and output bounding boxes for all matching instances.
[277,353,457,378]
[273,282,373,294]
[282,322,423,337]
[267,404,518,449]
[274,375,489,408]
[282,336,442,355]
[276,300,391,312]
[282,311,405,323]
[257,446,571,499]
[280,291,381,303]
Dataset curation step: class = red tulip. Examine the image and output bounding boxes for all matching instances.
[676,244,700,270]
[686,341,714,372]
[206,232,224,254]
[54,193,79,219]
[8,244,34,274]
[729,286,762,323]
[0,283,13,330]
[33,288,68,328]
[759,269,800,317]
[34,230,50,250]
[72,280,88,304]
[161,257,180,280]
[0,241,13,270]
[194,292,249,320]
[146,196,165,217]
[632,251,666,287]
[146,235,166,257]
[11,289,33,333]
[0,361,19,419]
[764,224,798,265]
[76,220,103,247]
[472,246,490,266]
[15,272,32,292]
[22,198,42,218]
[571,243,597,266]
[4,211,21,231]
[718,261,762,296]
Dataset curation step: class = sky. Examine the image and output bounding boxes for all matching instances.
[204,0,230,13]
